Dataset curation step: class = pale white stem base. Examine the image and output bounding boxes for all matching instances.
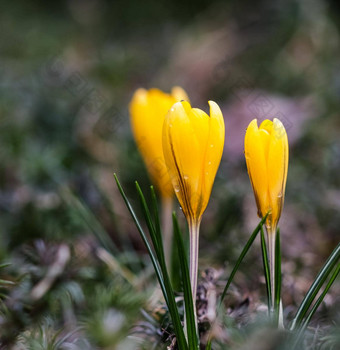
[188,219,201,334]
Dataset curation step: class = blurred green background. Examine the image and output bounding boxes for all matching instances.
[1,0,340,348]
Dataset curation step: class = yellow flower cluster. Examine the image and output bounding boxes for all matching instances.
[129,86,289,315]
[130,87,288,230]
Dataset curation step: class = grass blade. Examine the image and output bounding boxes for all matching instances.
[114,175,167,301]
[135,182,188,350]
[290,241,340,331]
[135,182,162,263]
[173,213,199,349]
[292,262,340,348]
[274,228,282,324]
[150,186,164,260]
[115,175,188,350]
[260,226,272,312]
[302,262,340,328]
[220,214,268,304]
[150,186,164,243]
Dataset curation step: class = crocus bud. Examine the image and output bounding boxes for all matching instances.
[244,118,289,234]
[129,87,188,198]
[162,100,225,223]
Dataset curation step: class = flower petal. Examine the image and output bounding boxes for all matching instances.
[244,119,269,217]
[267,118,289,227]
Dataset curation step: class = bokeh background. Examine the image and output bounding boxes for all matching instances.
[1,0,340,348]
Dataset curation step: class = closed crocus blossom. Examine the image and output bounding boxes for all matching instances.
[163,100,225,322]
[163,101,225,222]
[244,118,288,233]
[244,118,288,311]
[129,87,189,198]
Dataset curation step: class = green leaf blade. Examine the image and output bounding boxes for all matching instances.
[274,228,282,324]
[290,241,340,331]
[219,214,268,304]
[261,226,272,312]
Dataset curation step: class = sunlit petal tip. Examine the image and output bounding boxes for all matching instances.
[272,118,287,140]
[171,86,189,102]
[208,100,222,119]
[246,119,259,135]
[273,117,285,129]
[130,88,147,106]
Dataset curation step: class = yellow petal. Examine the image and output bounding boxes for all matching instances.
[267,118,289,229]
[259,119,273,161]
[244,119,269,217]
[201,101,225,211]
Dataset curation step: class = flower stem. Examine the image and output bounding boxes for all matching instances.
[161,196,173,268]
[266,225,283,327]
[188,218,200,329]
[267,228,276,313]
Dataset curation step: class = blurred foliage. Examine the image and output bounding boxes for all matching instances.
[0,0,340,348]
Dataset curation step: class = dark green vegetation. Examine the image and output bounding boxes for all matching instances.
[1,0,340,348]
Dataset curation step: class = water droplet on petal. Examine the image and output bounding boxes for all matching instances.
[174,185,180,193]
[184,175,189,180]
[208,161,211,165]
[210,144,214,148]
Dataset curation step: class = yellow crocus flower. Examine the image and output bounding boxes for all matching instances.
[244,118,288,234]
[163,100,225,322]
[162,100,225,223]
[244,118,288,314]
[129,87,188,198]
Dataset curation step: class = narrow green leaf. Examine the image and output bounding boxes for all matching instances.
[115,175,188,350]
[302,262,340,329]
[135,182,188,350]
[173,213,199,349]
[150,186,164,260]
[274,228,282,323]
[171,227,182,291]
[261,226,272,312]
[114,175,167,302]
[292,262,340,348]
[290,242,340,331]
[135,182,162,262]
[220,214,268,304]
